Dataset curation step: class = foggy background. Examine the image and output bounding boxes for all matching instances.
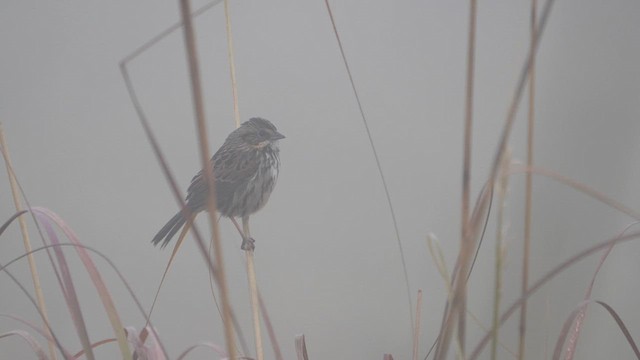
[2,0,640,359]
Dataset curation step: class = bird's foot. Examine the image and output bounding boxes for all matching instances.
[241,237,256,251]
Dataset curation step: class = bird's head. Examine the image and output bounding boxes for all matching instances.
[239,117,285,149]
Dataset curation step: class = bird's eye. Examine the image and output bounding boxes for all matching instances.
[257,129,268,139]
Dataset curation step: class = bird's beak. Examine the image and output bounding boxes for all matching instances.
[272,131,285,140]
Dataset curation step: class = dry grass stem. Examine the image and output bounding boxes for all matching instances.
[437,0,556,357]
[0,124,58,360]
[436,0,477,356]
[519,0,538,358]
[491,149,511,360]
[223,0,241,128]
[243,217,264,360]
[221,0,265,356]
[323,0,414,331]
[258,292,284,360]
[179,1,237,358]
[413,290,423,360]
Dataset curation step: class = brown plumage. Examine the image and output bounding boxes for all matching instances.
[152,117,284,249]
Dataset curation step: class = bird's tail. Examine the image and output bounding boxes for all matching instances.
[151,211,187,249]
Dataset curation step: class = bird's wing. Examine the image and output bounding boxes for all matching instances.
[212,145,260,184]
[185,144,259,207]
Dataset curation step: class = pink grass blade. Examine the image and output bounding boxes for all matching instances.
[469,229,640,360]
[0,314,73,358]
[0,330,48,360]
[562,222,640,359]
[552,301,589,360]
[2,241,169,358]
[295,334,309,360]
[0,314,73,359]
[32,207,131,360]
[38,211,95,360]
[176,342,228,360]
[552,300,640,360]
[0,266,71,358]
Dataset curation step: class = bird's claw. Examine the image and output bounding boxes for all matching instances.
[241,237,256,251]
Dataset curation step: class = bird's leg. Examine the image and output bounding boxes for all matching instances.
[229,216,243,235]
[230,216,255,250]
[241,216,255,251]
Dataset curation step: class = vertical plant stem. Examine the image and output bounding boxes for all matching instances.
[445,0,556,353]
[243,217,264,360]
[221,1,264,357]
[0,124,58,360]
[457,0,477,355]
[461,0,477,246]
[223,0,241,128]
[258,292,284,360]
[520,0,537,358]
[179,1,237,359]
[491,152,510,360]
[246,255,263,360]
[412,290,423,360]
[436,0,556,354]
[435,0,478,358]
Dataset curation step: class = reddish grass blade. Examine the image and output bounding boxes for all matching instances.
[0,330,47,360]
[469,230,640,360]
[561,222,639,360]
[176,342,228,360]
[32,207,131,359]
[3,241,170,358]
[37,211,95,360]
[295,334,309,360]
[552,300,640,360]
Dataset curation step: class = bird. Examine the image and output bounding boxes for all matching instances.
[152,117,284,250]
